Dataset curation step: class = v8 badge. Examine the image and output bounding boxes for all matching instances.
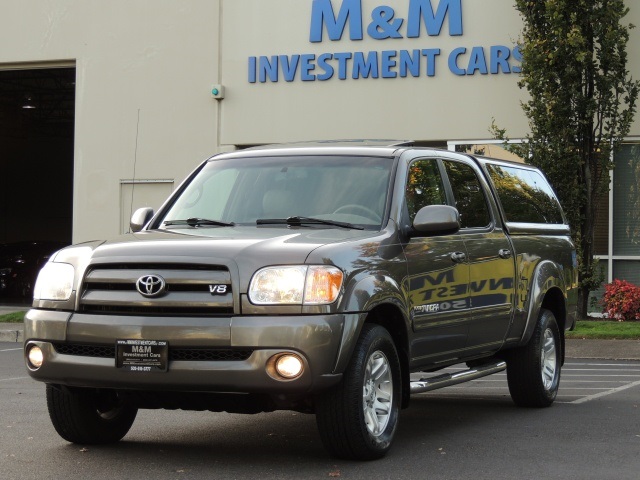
[209,284,229,295]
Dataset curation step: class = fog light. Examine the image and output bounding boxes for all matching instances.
[275,354,303,379]
[27,345,44,369]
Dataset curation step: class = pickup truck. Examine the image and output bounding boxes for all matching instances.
[24,142,578,460]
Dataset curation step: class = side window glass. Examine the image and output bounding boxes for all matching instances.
[486,164,564,224]
[405,159,447,221]
[443,161,491,229]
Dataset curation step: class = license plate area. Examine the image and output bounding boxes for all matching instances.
[116,340,168,372]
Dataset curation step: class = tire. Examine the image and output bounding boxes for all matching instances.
[506,309,561,407]
[315,324,402,460]
[46,385,138,444]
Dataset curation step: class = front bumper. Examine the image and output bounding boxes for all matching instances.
[24,309,361,394]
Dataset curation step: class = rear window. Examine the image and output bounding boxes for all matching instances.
[485,164,565,225]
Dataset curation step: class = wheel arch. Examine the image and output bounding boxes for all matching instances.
[520,260,568,364]
[333,273,411,408]
[365,304,411,408]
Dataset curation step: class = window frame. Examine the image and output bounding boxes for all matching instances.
[401,156,498,235]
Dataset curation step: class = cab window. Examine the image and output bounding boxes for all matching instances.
[485,164,565,225]
[405,159,447,221]
[443,161,491,229]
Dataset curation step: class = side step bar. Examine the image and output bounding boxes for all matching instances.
[410,360,507,394]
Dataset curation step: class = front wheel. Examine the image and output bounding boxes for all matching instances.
[506,309,561,407]
[46,385,138,444]
[315,324,402,460]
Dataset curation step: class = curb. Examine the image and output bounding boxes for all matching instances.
[565,338,640,361]
[0,328,23,343]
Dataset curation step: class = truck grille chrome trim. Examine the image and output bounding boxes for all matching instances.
[79,264,234,316]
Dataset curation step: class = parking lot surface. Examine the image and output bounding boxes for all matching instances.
[2,343,639,480]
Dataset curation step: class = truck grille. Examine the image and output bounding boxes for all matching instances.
[79,264,234,316]
[53,343,253,362]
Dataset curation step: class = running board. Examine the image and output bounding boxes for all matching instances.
[410,360,507,394]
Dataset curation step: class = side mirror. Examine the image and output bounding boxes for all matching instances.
[412,205,460,236]
[130,207,154,233]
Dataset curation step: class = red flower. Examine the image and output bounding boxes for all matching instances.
[602,279,640,322]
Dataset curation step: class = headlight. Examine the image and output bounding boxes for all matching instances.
[249,265,343,305]
[33,262,75,301]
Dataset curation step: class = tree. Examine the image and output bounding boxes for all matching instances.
[493,0,639,319]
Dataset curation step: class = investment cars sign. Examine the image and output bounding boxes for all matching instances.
[248,0,522,83]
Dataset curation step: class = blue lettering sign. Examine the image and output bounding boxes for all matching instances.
[448,47,466,75]
[317,53,335,80]
[407,0,462,37]
[247,1,521,83]
[310,0,363,42]
[301,54,317,81]
[512,45,523,73]
[381,50,398,78]
[490,45,511,74]
[334,52,353,79]
[259,56,279,82]
[422,48,440,76]
[467,46,488,75]
[353,51,379,78]
[367,6,404,39]
[399,49,420,77]
[280,55,300,82]
[248,57,257,83]
[311,0,462,41]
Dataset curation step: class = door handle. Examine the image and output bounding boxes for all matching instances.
[498,249,512,259]
[450,252,466,263]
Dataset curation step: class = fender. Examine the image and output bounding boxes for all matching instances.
[332,274,408,373]
[519,260,567,346]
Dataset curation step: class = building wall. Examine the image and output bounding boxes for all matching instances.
[0,0,639,243]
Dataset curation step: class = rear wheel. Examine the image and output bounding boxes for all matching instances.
[506,309,561,407]
[46,385,138,444]
[315,324,401,460]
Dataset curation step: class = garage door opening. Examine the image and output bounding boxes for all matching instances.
[0,66,75,303]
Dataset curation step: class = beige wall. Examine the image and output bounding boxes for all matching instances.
[0,0,639,242]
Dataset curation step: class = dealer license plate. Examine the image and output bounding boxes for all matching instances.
[116,339,168,372]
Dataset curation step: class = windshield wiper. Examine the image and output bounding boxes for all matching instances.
[163,217,235,227]
[256,216,364,230]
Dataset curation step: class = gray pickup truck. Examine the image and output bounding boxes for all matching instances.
[24,142,577,460]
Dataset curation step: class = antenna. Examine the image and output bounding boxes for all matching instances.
[129,108,141,232]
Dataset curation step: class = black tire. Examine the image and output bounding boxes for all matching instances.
[506,309,561,407]
[46,385,138,444]
[315,324,402,460]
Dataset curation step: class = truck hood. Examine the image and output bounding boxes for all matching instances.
[55,227,377,285]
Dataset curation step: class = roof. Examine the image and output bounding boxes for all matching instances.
[213,140,416,161]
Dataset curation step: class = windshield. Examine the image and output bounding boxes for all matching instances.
[159,155,393,229]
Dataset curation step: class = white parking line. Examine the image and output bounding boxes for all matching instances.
[0,376,29,382]
[0,348,21,352]
[564,364,640,368]
[568,379,640,404]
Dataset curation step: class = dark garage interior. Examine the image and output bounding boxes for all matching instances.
[0,67,75,302]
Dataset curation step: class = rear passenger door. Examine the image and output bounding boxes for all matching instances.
[441,159,516,354]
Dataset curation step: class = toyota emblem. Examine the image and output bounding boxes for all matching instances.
[136,274,166,297]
